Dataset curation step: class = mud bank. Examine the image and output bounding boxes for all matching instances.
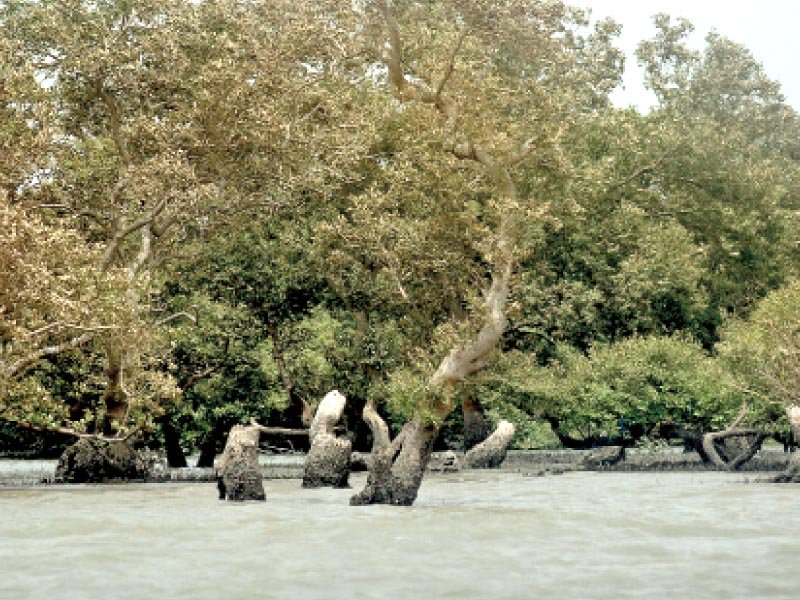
[498,447,792,474]
[1,448,792,486]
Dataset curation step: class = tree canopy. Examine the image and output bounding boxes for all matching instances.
[1,1,799,463]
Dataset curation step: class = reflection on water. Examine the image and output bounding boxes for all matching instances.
[1,471,798,600]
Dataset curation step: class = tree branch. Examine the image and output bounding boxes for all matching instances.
[5,418,141,443]
[434,29,467,101]
[249,419,309,436]
[154,311,196,327]
[100,199,167,271]
[6,333,94,379]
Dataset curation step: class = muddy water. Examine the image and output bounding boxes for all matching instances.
[1,471,798,600]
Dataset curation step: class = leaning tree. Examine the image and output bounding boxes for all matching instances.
[323,0,624,505]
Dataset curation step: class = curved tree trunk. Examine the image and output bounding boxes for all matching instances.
[701,404,764,471]
[216,425,265,501]
[302,390,352,488]
[464,420,515,468]
[351,0,522,506]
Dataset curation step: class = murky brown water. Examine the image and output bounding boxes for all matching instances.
[1,471,798,600]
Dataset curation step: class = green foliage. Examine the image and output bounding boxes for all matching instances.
[2,1,799,455]
[498,336,742,443]
[718,280,800,432]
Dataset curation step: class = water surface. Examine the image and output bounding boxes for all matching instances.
[1,471,798,599]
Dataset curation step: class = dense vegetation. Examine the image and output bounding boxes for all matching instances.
[2,0,799,461]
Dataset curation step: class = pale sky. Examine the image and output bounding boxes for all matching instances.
[570,0,800,112]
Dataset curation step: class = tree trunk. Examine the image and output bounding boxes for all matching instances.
[196,422,224,468]
[701,404,764,471]
[302,390,352,488]
[159,416,187,468]
[351,417,438,506]
[702,429,764,470]
[774,405,800,483]
[464,420,515,468]
[462,396,492,451]
[351,0,517,506]
[100,347,128,434]
[216,425,265,501]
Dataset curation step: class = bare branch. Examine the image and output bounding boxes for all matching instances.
[154,310,197,327]
[377,0,406,93]
[6,333,94,378]
[249,419,310,436]
[5,419,142,443]
[363,398,391,454]
[96,81,131,165]
[128,223,153,277]
[434,30,467,101]
[181,364,221,392]
[701,403,764,471]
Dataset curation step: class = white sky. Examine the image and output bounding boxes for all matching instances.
[570,0,800,112]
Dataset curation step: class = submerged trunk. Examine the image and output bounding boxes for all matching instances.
[216,425,265,501]
[302,390,352,488]
[55,437,148,483]
[351,417,438,506]
[464,420,515,468]
[352,0,518,506]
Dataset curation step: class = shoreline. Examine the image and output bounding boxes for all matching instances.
[0,448,793,487]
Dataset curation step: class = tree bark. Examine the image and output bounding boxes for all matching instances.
[302,390,352,488]
[351,415,438,506]
[216,425,265,501]
[464,420,515,468]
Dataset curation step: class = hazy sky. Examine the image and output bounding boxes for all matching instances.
[570,0,800,112]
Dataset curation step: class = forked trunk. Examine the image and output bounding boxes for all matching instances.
[302,390,352,488]
[464,419,515,468]
[701,403,764,471]
[350,419,438,506]
[216,425,265,501]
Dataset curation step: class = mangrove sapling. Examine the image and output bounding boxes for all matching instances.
[302,390,352,488]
